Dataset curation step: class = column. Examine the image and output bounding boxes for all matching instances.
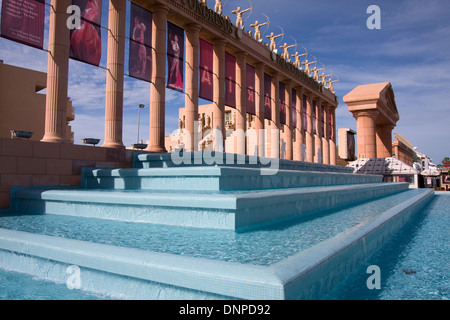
[41,0,71,143]
[103,0,126,149]
[284,80,293,160]
[255,63,265,157]
[147,5,169,153]
[314,99,323,163]
[294,87,304,161]
[235,52,247,155]
[271,73,280,159]
[353,110,379,159]
[305,93,314,163]
[213,38,226,152]
[330,107,337,165]
[322,103,330,165]
[376,124,395,158]
[184,23,201,152]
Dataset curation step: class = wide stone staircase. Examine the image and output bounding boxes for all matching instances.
[0,152,434,299]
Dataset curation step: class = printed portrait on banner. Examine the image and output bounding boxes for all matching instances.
[279,82,286,125]
[264,74,271,120]
[291,88,297,129]
[167,22,184,92]
[129,2,152,82]
[246,64,255,115]
[225,52,236,108]
[69,0,102,66]
[199,38,214,101]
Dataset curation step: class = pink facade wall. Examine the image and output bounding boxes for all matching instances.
[0,138,134,209]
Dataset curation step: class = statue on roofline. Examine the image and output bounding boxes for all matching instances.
[266,32,283,52]
[292,52,307,70]
[232,6,252,29]
[250,20,270,43]
[214,0,222,15]
[302,59,316,77]
[280,42,296,61]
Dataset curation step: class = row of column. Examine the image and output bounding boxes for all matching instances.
[41,0,337,165]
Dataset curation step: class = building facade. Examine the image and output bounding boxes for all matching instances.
[0,61,74,143]
[37,0,339,164]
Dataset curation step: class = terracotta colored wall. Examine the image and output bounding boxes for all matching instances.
[0,62,74,142]
[0,138,134,209]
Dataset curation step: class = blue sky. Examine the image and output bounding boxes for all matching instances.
[0,0,449,164]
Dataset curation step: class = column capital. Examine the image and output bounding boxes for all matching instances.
[184,22,201,33]
[213,37,227,46]
[352,109,379,120]
[236,51,248,59]
[255,61,265,70]
[294,85,304,94]
[150,3,169,15]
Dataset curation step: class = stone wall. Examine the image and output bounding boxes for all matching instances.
[0,138,135,209]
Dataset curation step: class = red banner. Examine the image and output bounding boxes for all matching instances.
[303,94,308,131]
[128,2,152,82]
[291,88,297,129]
[444,162,450,168]
[246,64,255,115]
[225,52,236,108]
[312,100,316,134]
[167,22,184,92]
[69,0,102,66]
[0,0,45,49]
[264,73,271,120]
[199,38,213,101]
[279,82,286,125]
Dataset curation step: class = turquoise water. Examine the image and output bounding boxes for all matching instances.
[323,193,449,300]
[0,190,447,300]
[0,189,422,266]
[0,268,110,300]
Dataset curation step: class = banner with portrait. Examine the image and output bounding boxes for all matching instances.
[291,88,297,129]
[246,64,255,115]
[199,38,214,101]
[347,131,356,160]
[0,0,45,49]
[312,100,317,135]
[279,81,286,125]
[303,94,308,132]
[167,22,184,92]
[225,52,236,108]
[264,73,271,120]
[69,0,102,66]
[128,2,152,82]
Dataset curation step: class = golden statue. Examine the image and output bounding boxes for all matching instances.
[321,73,332,86]
[312,66,325,81]
[302,59,316,76]
[232,6,252,29]
[292,52,307,69]
[214,0,222,15]
[280,43,296,61]
[326,78,339,93]
[250,20,269,42]
[266,32,283,52]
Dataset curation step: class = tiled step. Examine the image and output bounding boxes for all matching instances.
[11,182,409,230]
[0,189,434,300]
[81,166,382,191]
[134,152,354,174]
